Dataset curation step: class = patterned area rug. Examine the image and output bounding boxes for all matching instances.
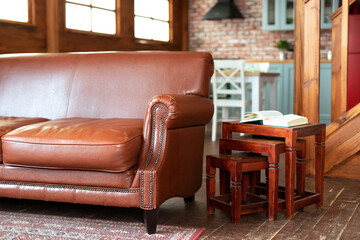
[0,211,205,240]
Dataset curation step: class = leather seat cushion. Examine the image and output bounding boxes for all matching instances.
[0,117,49,161]
[2,118,143,173]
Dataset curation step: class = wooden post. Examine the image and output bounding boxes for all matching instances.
[46,0,59,53]
[340,0,349,112]
[181,0,189,51]
[294,0,321,175]
[303,0,321,124]
[294,0,304,116]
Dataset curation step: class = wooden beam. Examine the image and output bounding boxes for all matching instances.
[296,0,321,175]
[303,0,321,124]
[325,103,360,172]
[181,0,189,51]
[327,102,360,137]
[331,9,343,121]
[294,0,305,115]
[341,0,349,112]
[46,0,59,53]
[331,0,354,121]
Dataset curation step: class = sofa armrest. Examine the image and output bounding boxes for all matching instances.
[138,94,214,209]
[145,94,214,129]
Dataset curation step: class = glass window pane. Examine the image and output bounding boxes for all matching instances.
[135,0,153,18]
[135,16,153,40]
[66,0,91,5]
[324,0,333,23]
[66,3,91,31]
[267,0,275,25]
[151,0,169,21]
[0,0,28,23]
[151,20,169,42]
[92,0,115,10]
[92,8,116,34]
[286,0,294,24]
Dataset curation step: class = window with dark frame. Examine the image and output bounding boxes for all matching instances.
[65,0,117,35]
[0,0,31,23]
[134,0,170,42]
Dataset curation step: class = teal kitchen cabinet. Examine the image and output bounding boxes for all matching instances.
[262,0,339,31]
[262,0,294,31]
[267,62,331,125]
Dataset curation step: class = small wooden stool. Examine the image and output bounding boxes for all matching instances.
[206,152,269,224]
[220,136,306,221]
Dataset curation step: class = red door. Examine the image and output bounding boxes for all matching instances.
[348,15,360,110]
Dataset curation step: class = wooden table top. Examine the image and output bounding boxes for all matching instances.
[222,122,326,138]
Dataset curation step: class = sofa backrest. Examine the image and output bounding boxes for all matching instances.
[0,52,213,119]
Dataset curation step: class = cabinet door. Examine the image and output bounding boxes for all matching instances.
[283,63,294,115]
[262,0,280,30]
[280,0,295,30]
[268,64,284,112]
[321,0,339,29]
[320,63,332,125]
[262,0,339,31]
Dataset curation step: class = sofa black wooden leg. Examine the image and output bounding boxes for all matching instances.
[144,209,159,234]
[184,195,195,203]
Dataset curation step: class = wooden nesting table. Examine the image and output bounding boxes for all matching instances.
[222,122,326,218]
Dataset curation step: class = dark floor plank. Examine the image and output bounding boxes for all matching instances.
[304,179,360,239]
[340,202,360,240]
[271,178,345,240]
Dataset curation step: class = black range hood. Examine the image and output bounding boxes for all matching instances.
[203,0,244,20]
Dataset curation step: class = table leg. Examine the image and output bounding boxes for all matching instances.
[268,151,279,221]
[231,164,242,224]
[206,157,216,215]
[220,170,231,195]
[296,142,306,197]
[285,133,297,219]
[315,128,326,208]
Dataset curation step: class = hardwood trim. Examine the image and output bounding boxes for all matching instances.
[294,0,305,115]
[181,0,188,51]
[169,0,174,44]
[330,0,356,20]
[303,0,321,123]
[116,0,121,36]
[28,0,35,25]
[325,129,360,172]
[301,0,321,175]
[46,0,59,53]
[326,151,360,180]
[327,102,360,136]
[340,0,349,115]
[331,13,343,121]
[325,103,360,173]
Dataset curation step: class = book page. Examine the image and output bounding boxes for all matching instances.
[240,110,283,123]
[267,114,303,121]
[257,110,283,118]
[262,114,308,127]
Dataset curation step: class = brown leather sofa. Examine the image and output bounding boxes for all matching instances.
[0,51,214,234]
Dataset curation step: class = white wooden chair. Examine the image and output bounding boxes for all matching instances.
[211,59,248,141]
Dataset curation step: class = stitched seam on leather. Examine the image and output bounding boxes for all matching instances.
[2,134,142,146]
[3,163,136,173]
[141,104,167,209]
[0,181,139,193]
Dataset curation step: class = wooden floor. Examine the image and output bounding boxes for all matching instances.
[0,128,359,239]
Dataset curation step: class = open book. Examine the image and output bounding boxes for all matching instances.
[240,110,308,127]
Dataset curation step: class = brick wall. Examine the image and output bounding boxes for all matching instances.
[188,0,332,60]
